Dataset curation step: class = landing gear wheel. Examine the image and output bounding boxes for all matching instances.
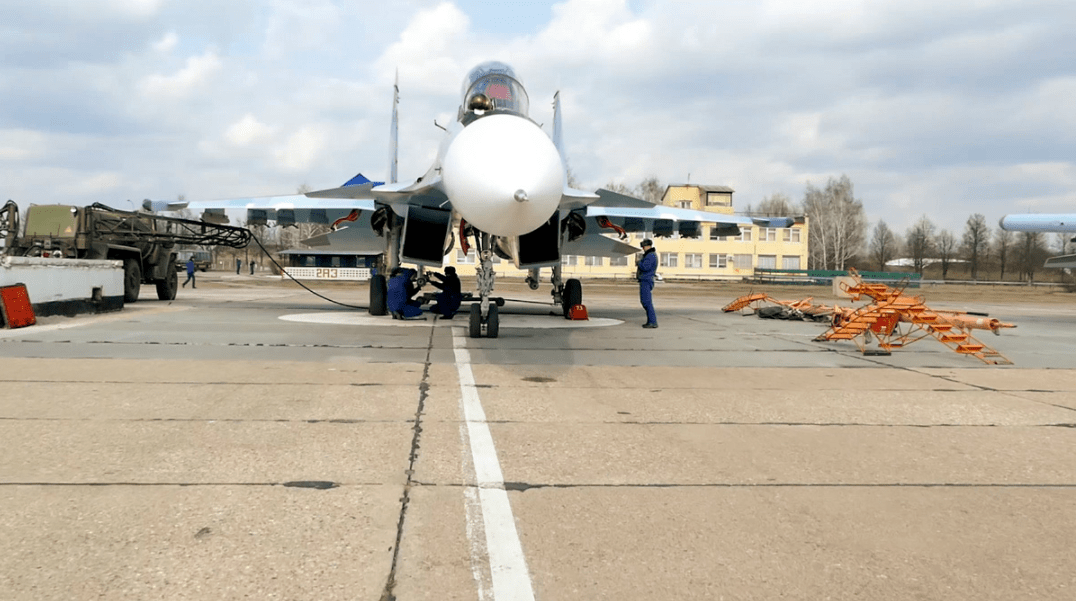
[369,275,387,315]
[561,278,582,318]
[123,258,141,303]
[155,266,178,301]
[486,304,499,338]
[469,303,482,338]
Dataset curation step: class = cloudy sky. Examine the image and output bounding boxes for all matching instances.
[2,0,1073,234]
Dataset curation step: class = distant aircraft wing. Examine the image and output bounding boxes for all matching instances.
[1044,253,1076,269]
[1000,214,1076,233]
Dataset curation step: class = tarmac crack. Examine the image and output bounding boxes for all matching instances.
[380,322,436,601]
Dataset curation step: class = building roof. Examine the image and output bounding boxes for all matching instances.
[666,184,735,193]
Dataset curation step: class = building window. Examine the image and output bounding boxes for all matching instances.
[782,256,802,270]
[757,255,777,269]
[783,228,801,243]
[739,228,752,242]
[709,254,728,268]
[456,249,475,264]
[685,253,702,268]
[610,255,629,266]
[706,192,729,207]
[584,256,603,266]
[660,252,678,268]
[733,254,752,269]
[763,228,777,242]
[561,255,578,266]
[709,227,725,241]
[677,200,692,209]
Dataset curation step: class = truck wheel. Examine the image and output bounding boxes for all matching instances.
[123,258,142,303]
[156,266,178,301]
[369,275,387,315]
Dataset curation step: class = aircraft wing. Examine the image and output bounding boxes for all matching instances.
[307,173,450,210]
[561,229,640,257]
[1000,214,1076,233]
[1044,253,1076,269]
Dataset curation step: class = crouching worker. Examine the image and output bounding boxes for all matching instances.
[387,268,425,320]
[428,266,462,318]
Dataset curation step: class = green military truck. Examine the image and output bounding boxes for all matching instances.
[12,204,179,302]
[175,250,212,272]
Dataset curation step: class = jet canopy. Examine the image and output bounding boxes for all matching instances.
[461,61,529,117]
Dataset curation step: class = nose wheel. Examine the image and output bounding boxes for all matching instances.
[469,303,499,338]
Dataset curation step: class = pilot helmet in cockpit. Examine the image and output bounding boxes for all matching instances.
[461,61,529,117]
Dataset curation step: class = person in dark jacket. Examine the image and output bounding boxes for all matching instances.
[636,238,658,328]
[182,257,196,288]
[428,266,462,318]
[387,268,425,319]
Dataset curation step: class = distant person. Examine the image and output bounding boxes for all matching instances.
[387,267,425,319]
[250,260,256,275]
[236,258,241,274]
[428,266,462,318]
[636,238,658,328]
[182,257,196,289]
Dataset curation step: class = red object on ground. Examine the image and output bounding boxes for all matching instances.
[0,283,36,329]
[568,304,589,320]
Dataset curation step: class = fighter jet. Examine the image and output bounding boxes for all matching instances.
[1000,213,1076,268]
[150,61,792,337]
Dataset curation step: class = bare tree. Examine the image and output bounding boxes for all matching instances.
[868,220,899,271]
[961,213,990,280]
[1054,232,1071,255]
[936,229,957,279]
[637,177,664,204]
[905,215,935,276]
[1016,231,1046,282]
[756,192,793,216]
[801,175,866,270]
[994,226,1014,281]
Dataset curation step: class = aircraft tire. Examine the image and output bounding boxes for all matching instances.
[486,304,499,338]
[156,266,178,301]
[469,303,482,338]
[562,278,582,318]
[369,275,387,315]
[123,258,142,303]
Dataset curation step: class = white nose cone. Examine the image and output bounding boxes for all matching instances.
[442,114,564,236]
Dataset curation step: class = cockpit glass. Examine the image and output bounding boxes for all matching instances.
[462,61,529,116]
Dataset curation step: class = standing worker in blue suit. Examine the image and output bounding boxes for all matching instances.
[182,257,196,289]
[636,238,658,328]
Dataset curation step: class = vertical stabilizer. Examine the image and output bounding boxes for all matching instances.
[552,91,564,159]
[389,70,399,184]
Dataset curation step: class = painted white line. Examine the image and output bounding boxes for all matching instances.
[453,328,535,601]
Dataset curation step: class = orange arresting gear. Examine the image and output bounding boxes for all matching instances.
[0,283,36,329]
[568,304,589,320]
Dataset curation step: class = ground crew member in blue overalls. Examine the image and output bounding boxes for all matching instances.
[182,257,196,289]
[637,238,658,328]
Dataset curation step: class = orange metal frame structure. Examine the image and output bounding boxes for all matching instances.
[724,270,1016,365]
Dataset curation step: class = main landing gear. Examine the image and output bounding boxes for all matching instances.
[548,264,582,318]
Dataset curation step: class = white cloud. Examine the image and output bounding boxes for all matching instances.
[275,125,330,173]
[152,32,178,53]
[225,114,275,148]
[140,51,224,98]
